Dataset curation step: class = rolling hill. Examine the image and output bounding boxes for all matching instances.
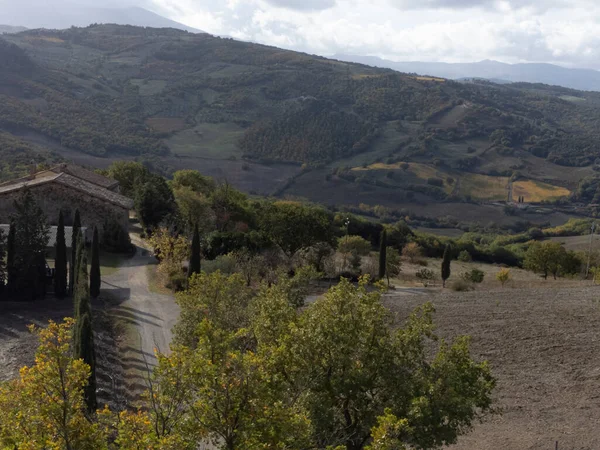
[1,24,600,226]
[333,55,600,92]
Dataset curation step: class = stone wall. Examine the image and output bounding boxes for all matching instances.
[0,181,130,239]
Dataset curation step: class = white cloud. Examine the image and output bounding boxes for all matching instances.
[149,0,600,69]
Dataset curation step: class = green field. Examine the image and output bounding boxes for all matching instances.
[166,122,245,159]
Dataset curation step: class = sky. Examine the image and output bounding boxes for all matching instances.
[3,0,600,68]
[144,0,600,69]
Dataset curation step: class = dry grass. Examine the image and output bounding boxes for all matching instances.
[411,76,445,82]
[460,173,509,201]
[513,180,570,202]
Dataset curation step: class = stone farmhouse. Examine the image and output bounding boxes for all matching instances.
[0,164,133,238]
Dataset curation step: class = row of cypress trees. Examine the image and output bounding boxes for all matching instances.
[53,209,99,412]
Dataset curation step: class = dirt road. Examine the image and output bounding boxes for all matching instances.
[102,234,179,376]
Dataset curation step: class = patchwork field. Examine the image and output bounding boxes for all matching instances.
[513,180,571,203]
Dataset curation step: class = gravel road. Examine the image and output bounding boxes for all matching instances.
[102,234,180,375]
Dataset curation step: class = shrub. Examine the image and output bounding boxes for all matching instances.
[402,242,423,263]
[415,268,435,287]
[166,268,187,292]
[458,250,472,262]
[451,279,473,292]
[496,268,511,287]
[427,177,444,187]
[461,269,485,284]
[203,254,237,275]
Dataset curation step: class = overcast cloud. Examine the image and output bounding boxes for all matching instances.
[3,0,600,69]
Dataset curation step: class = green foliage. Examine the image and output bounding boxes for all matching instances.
[0,227,5,290]
[171,169,216,197]
[458,250,472,262]
[187,224,201,280]
[461,269,485,284]
[415,268,435,287]
[379,229,387,280]
[134,173,176,231]
[101,218,132,253]
[338,235,372,256]
[106,161,148,197]
[70,210,81,295]
[54,211,68,299]
[74,313,97,413]
[258,201,335,257]
[524,241,568,280]
[385,247,402,286]
[8,189,50,299]
[89,227,101,299]
[441,245,452,287]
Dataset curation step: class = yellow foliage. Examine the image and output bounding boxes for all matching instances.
[513,180,570,202]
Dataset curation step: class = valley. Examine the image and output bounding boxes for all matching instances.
[1,25,600,229]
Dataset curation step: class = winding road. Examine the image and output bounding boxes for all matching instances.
[102,234,180,373]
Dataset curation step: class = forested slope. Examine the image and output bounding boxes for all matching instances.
[1,24,600,197]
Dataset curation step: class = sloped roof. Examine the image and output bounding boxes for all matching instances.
[49,164,119,190]
[0,172,134,210]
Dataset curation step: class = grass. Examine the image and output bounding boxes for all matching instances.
[145,117,187,134]
[166,122,245,159]
[460,173,509,201]
[411,76,445,82]
[129,79,167,96]
[513,180,570,202]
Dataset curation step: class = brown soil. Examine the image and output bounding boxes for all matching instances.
[384,284,600,450]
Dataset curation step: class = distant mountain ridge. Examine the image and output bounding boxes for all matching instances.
[333,54,600,92]
[0,25,28,34]
[0,2,202,33]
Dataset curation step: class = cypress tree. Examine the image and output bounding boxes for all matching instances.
[89,227,101,299]
[54,211,68,298]
[70,210,81,295]
[6,222,15,291]
[441,245,452,288]
[188,223,201,279]
[76,313,97,413]
[378,229,387,281]
[74,236,85,313]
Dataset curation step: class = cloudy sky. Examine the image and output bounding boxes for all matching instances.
[3,0,600,68]
[144,0,600,68]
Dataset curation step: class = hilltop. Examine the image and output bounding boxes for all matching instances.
[1,24,600,226]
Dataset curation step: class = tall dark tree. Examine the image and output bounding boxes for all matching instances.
[54,211,68,298]
[378,229,387,281]
[10,190,50,299]
[0,227,5,291]
[188,224,201,280]
[74,235,85,309]
[6,222,15,291]
[70,210,81,295]
[75,313,98,413]
[441,244,452,288]
[89,227,101,299]
[73,250,97,413]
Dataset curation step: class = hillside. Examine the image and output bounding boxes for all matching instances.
[1,24,600,225]
[334,55,600,92]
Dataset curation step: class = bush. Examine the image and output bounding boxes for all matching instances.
[427,177,444,187]
[451,279,473,292]
[461,269,485,284]
[458,250,472,262]
[166,268,187,292]
[203,254,237,275]
[415,268,435,287]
